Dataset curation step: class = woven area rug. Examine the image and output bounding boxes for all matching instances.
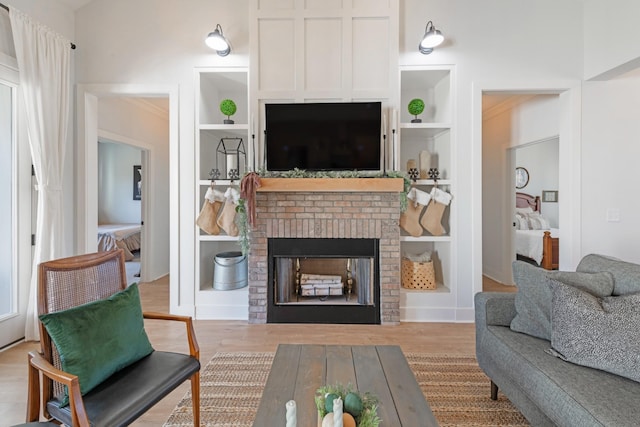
[164,352,529,427]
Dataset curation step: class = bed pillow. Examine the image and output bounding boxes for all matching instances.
[577,254,640,295]
[514,213,529,230]
[510,261,615,340]
[525,212,550,230]
[549,280,640,383]
[39,283,154,406]
[515,206,534,215]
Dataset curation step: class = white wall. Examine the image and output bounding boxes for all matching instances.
[97,141,141,224]
[69,0,587,319]
[515,140,560,228]
[401,0,583,315]
[581,69,640,262]
[583,0,640,80]
[15,0,640,320]
[75,0,249,311]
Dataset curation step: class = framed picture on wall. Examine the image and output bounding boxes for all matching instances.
[133,165,142,200]
[542,190,558,203]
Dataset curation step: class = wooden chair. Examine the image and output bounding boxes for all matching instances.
[26,249,200,426]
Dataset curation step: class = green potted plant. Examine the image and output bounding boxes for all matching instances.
[408,98,425,123]
[220,99,237,124]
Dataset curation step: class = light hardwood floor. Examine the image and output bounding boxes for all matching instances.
[0,276,515,426]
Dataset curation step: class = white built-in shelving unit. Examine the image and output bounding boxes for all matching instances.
[398,65,456,317]
[194,67,250,319]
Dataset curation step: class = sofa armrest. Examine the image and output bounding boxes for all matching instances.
[474,292,517,327]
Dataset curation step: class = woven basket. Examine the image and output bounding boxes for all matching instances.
[401,258,436,290]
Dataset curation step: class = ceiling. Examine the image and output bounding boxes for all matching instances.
[56,0,93,11]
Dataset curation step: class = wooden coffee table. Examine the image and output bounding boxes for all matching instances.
[253,344,438,426]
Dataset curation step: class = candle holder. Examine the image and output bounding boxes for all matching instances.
[295,258,301,301]
[216,137,246,180]
[346,259,353,301]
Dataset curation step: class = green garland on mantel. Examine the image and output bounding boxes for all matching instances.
[234,169,411,255]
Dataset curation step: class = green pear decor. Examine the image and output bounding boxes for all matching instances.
[408,98,425,123]
[220,99,237,124]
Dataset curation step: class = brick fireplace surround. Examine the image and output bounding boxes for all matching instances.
[247,178,403,324]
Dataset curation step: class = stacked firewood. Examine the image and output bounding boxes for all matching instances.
[300,273,343,296]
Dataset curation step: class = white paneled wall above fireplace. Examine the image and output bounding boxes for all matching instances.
[250,0,399,113]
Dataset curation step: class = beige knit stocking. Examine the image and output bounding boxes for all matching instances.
[196,187,225,235]
[399,188,431,237]
[217,188,240,236]
[420,187,452,236]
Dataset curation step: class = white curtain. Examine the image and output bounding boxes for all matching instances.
[9,8,71,341]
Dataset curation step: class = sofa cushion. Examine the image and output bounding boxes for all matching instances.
[481,324,640,427]
[577,254,640,295]
[39,283,154,406]
[549,280,640,383]
[510,261,614,340]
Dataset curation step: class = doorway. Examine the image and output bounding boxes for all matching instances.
[77,87,175,296]
[97,138,147,285]
[481,93,560,286]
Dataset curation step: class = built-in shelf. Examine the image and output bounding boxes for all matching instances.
[400,125,450,139]
[399,65,454,303]
[199,123,249,130]
[198,234,240,242]
[401,283,449,294]
[400,235,451,242]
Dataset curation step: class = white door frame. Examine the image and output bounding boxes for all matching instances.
[76,84,182,311]
[472,80,582,295]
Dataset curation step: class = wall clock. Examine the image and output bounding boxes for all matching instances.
[515,167,529,189]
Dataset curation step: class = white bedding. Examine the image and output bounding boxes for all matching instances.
[515,228,559,265]
[97,223,141,261]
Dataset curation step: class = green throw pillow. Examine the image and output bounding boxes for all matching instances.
[39,283,154,406]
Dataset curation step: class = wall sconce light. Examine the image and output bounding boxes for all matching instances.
[419,21,444,55]
[205,24,231,56]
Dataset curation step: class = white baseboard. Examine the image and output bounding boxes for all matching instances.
[401,306,475,322]
[195,305,249,320]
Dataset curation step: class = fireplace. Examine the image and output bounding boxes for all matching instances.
[247,179,403,324]
[267,238,380,324]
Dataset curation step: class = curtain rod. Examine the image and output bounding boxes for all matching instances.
[0,2,77,49]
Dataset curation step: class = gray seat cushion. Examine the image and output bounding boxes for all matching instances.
[482,325,640,427]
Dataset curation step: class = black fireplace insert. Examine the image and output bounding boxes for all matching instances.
[267,238,380,324]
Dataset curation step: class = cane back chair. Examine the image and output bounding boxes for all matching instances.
[26,249,200,426]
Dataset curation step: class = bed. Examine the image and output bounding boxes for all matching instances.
[515,192,559,270]
[97,223,141,261]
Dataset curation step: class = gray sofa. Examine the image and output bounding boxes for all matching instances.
[475,255,640,426]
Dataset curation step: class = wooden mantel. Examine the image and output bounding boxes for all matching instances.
[256,177,404,193]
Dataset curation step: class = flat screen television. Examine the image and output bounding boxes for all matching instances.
[265,102,382,172]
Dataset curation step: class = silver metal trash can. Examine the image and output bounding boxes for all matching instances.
[213,251,247,290]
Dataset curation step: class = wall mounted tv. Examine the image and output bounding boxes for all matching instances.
[265,102,382,172]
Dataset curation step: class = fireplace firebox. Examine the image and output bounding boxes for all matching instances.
[267,238,380,324]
